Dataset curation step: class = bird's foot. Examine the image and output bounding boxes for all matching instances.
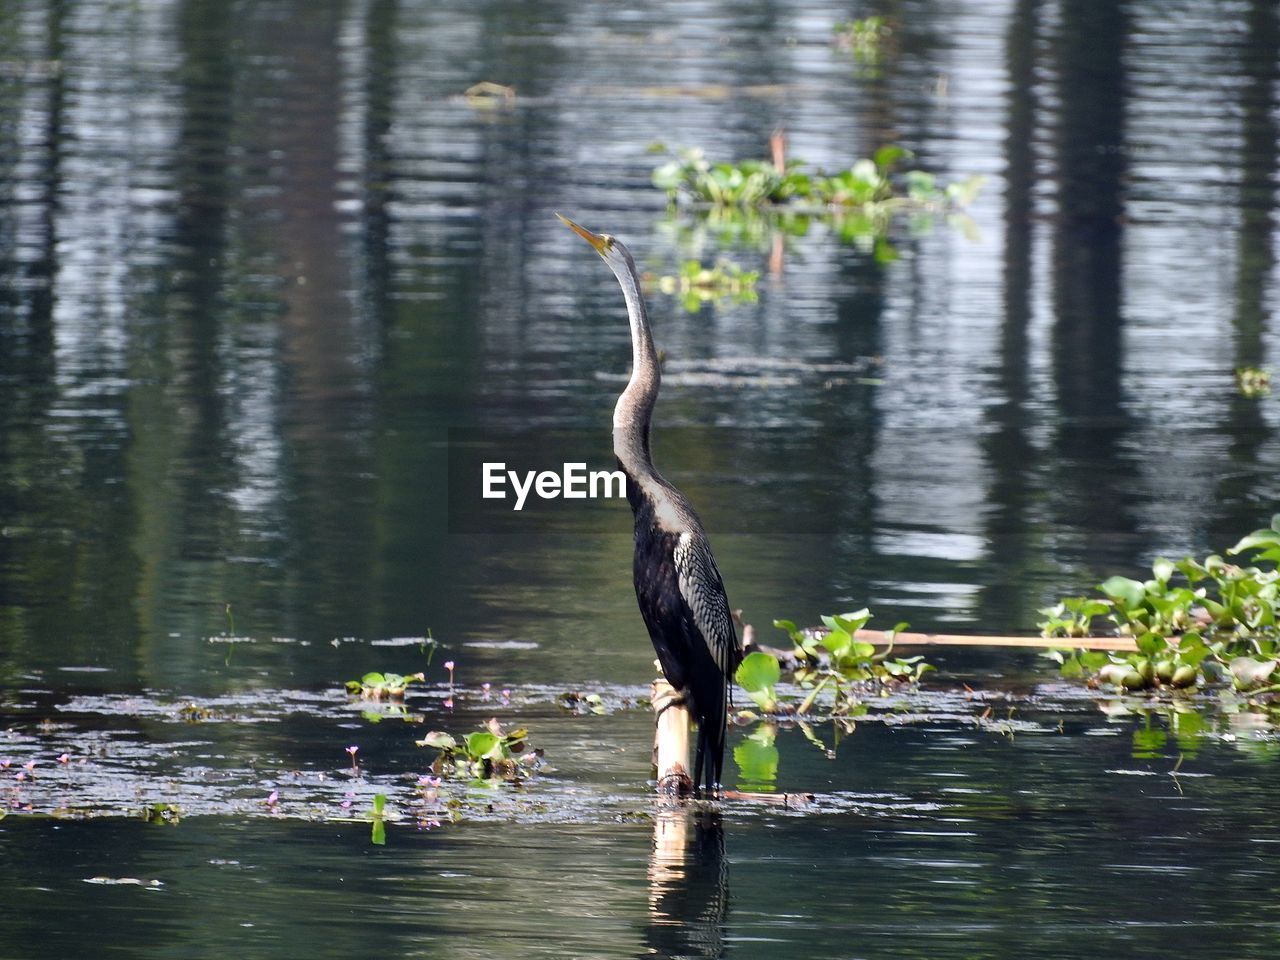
[654,694,688,720]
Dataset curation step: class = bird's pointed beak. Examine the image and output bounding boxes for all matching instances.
[556,213,609,256]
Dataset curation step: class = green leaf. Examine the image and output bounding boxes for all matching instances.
[872,237,898,264]
[1152,557,1175,583]
[1227,529,1280,555]
[819,629,852,659]
[735,652,781,692]
[372,793,386,817]
[873,144,911,172]
[1176,634,1210,667]
[830,609,872,634]
[850,642,877,660]
[371,819,386,846]
[1099,576,1146,610]
[1229,656,1278,689]
[361,672,386,686]
[463,731,503,761]
[1135,633,1165,657]
[1079,651,1110,670]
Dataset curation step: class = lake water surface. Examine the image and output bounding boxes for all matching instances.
[1,1,1279,957]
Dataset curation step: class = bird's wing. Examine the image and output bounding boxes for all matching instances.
[673,531,742,679]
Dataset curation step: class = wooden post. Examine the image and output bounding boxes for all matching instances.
[651,676,693,799]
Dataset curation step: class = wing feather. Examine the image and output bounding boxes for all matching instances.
[673,532,742,679]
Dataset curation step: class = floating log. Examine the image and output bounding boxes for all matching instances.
[852,629,1138,651]
[721,789,814,806]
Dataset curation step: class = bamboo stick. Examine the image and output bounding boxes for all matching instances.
[852,629,1137,651]
[651,677,693,799]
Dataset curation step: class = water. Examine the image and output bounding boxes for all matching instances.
[1,0,1279,956]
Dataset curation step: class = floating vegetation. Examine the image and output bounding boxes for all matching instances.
[652,258,759,310]
[650,141,981,262]
[1041,518,1280,697]
[369,793,389,845]
[834,15,892,66]
[652,143,981,213]
[416,718,543,782]
[736,653,783,714]
[559,690,607,715]
[737,611,931,720]
[345,671,425,700]
[140,802,182,824]
[463,80,516,110]
[1236,366,1271,398]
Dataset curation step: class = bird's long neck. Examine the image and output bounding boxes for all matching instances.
[612,269,661,485]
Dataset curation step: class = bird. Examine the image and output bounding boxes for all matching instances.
[559,214,743,797]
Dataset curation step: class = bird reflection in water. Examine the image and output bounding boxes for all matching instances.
[645,810,730,959]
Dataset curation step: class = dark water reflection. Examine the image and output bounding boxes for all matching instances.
[1,0,1279,956]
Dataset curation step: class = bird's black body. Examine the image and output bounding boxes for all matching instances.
[559,213,742,797]
[626,472,737,793]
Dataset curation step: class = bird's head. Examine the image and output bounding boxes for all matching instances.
[557,214,636,278]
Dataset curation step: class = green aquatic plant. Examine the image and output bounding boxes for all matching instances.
[345,671,425,699]
[775,611,927,695]
[737,610,929,719]
[654,258,759,310]
[141,802,181,824]
[416,718,542,782]
[1236,366,1271,398]
[834,15,891,64]
[652,143,981,213]
[735,652,781,713]
[559,690,606,715]
[652,147,808,206]
[1042,517,1280,693]
[369,793,388,845]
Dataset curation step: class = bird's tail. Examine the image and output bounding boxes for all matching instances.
[693,680,729,797]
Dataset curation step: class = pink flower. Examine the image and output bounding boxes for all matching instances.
[443,697,454,710]
[346,745,359,757]
[266,790,279,806]
[57,754,70,764]
[22,760,34,771]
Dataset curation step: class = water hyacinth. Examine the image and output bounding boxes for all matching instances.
[1042,519,1280,694]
